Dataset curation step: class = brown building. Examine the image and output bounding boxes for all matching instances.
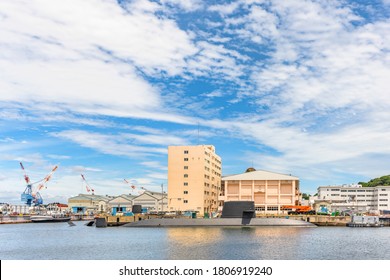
[167,145,222,216]
[220,168,300,214]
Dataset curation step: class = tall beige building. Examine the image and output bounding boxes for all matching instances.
[167,145,222,216]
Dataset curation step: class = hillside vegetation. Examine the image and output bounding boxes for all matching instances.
[358,175,390,187]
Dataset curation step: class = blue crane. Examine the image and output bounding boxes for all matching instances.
[20,162,58,206]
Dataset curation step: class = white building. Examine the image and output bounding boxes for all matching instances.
[132,191,167,212]
[316,184,390,212]
[68,191,168,215]
[108,194,136,215]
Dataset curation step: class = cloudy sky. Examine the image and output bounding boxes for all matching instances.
[1,0,389,204]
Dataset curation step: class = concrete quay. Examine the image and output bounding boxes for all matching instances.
[0,215,31,224]
[289,215,351,226]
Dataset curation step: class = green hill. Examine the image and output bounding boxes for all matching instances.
[358,175,390,187]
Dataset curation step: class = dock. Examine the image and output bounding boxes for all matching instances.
[95,213,150,227]
[346,215,384,227]
[0,215,31,224]
[346,222,383,227]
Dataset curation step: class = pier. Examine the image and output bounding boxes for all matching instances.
[0,214,31,224]
[0,213,94,224]
[254,214,351,226]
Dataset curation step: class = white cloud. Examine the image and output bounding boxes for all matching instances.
[187,41,245,79]
[0,0,249,125]
[1,58,160,111]
[70,166,103,173]
[202,90,224,98]
[120,132,187,146]
[0,0,199,120]
[123,0,163,13]
[47,154,71,160]
[51,130,168,158]
[146,172,168,180]
[208,2,240,15]
[161,0,203,11]
[141,161,168,170]
[0,173,7,181]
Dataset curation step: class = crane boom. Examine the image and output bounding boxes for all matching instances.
[36,165,58,191]
[81,174,94,193]
[20,162,31,184]
[124,179,136,190]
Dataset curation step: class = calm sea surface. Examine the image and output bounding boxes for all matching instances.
[1,221,389,260]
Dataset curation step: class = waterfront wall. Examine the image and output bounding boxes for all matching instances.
[256,214,352,226]
[308,215,351,226]
[0,214,31,224]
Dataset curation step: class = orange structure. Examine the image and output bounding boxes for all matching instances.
[281,205,314,214]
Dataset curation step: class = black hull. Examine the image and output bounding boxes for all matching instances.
[31,217,71,223]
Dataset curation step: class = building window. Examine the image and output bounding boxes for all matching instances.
[184,182,188,186]
[184,191,188,194]
[184,150,189,154]
[184,174,188,178]
[184,200,188,203]
[267,206,278,211]
[184,166,188,169]
[184,158,189,161]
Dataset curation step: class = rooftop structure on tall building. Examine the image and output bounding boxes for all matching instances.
[167,145,222,216]
[220,168,300,214]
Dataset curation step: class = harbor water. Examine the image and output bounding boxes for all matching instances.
[1,221,390,260]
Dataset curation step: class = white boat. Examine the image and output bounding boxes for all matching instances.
[30,213,71,223]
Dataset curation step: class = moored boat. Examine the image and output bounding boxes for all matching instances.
[30,213,71,223]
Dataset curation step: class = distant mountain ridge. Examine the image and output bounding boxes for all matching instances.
[359,175,390,187]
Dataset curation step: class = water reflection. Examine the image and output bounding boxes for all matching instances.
[166,227,222,245]
[165,226,315,260]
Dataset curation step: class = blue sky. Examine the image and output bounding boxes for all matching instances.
[1,0,390,204]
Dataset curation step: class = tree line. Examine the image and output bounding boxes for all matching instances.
[358,175,390,187]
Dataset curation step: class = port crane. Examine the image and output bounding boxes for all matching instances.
[123,179,136,193]
[20,162,58,206]
[81,174,95,194]
[123,179,148,195]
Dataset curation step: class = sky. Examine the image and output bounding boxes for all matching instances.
[0,0,390,204]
